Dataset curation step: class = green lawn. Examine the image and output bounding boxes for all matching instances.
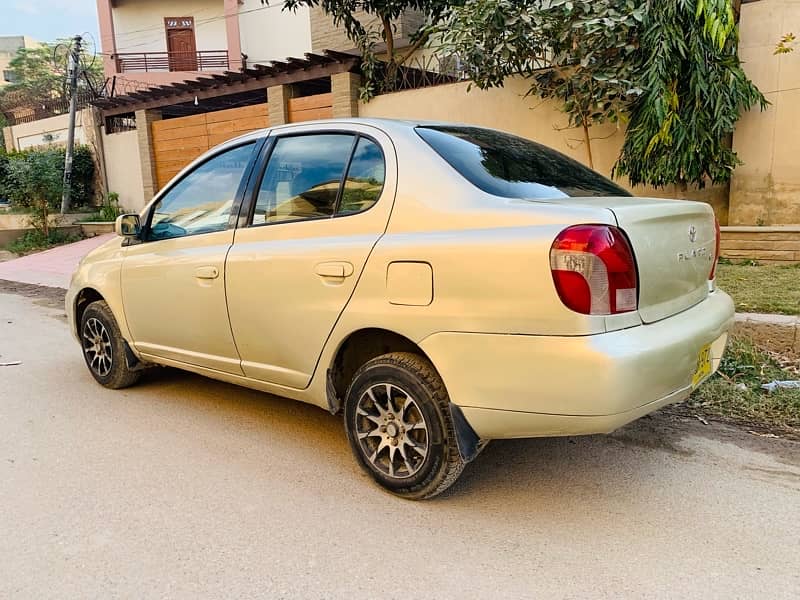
[715,262,800,316]
[688,336,800,433]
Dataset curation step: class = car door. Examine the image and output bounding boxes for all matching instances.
[225,124,396,388]
[121,140,261,374]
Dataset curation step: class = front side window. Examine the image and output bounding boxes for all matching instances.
[253,134,354,225]
[416,126,631,199]
[148,143,255,241]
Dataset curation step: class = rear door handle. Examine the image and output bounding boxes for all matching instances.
[195,266,219,280]
[315,262,354,278]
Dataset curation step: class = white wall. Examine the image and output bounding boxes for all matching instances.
[238,1,312,64]
[113,0,227,54]
[103,129,145,213]
[7,112,86,150]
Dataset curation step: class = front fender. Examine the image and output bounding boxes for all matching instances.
[66,237,133,346]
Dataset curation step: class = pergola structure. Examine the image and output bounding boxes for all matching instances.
[91,50,363,202]
[93,50,361,119]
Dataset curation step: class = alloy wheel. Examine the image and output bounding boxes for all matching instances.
[82,317,113,377]
[355,383,430,479]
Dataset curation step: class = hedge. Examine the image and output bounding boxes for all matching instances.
[0,145,95,209]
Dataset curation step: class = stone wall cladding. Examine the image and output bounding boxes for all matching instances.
[268,85,292,126]
[310,8,425,53]
[331,72,361,118]
[135,108,162,203]
[720,227,800,264]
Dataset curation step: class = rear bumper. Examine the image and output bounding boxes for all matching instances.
[420,290,735,440]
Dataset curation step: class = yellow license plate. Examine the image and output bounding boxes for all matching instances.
[692,343,712,387]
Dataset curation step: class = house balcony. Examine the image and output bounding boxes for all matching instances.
[115,50,230,74]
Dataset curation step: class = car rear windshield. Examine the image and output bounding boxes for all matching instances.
[416,125,632,199]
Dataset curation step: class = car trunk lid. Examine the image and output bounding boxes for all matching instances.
[551,197,716,323]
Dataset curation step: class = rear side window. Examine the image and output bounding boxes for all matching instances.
[339,138,385,215]
[416,126,631,199]
[253,134,353,225]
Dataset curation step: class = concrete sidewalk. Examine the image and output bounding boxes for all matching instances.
[0,235,114,289]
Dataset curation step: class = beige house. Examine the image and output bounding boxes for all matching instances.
[0,35,39,87]
[97,0,316,86]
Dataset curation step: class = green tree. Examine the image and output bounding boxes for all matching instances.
[442,0,644,168]
[1,41,103,101]
[614,0,767,188]
[5,149,64,236]
[277,0,462,97]
[443,0,765,187]
[3,45,63,98]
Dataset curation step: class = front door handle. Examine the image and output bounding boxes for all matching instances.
[315,262,354,278]
[195,266,219,280]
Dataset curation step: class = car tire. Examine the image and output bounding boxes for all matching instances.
[344,352,465,500]
[80,300,141,389]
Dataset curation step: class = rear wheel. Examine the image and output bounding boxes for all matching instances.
[80,300,141,389]
[344,352,465,500]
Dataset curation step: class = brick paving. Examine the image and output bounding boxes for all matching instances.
[0,235,114,289]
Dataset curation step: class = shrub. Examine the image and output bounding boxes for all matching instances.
[100,191,122,221]
[0,145,95,210]
[5,149,64,236]
[6,228,81,255]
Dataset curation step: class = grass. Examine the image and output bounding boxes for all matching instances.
[5,229,83,255]
[687,335,800,432]
[75,213,108,223]
[715,260,800,315]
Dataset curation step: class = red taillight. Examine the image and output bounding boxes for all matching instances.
[550,225,638,315]
[709,216,721,280]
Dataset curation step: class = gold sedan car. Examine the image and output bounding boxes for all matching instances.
[67,119,734,499]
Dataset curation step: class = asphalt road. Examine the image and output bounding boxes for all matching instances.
[1,291,799,599]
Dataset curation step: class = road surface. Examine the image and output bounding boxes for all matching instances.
[1,291,798,599]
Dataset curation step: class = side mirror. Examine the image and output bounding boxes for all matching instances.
[115,214,141,238]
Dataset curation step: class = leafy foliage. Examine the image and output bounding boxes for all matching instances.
[100,192,122,221]
[6,228,81,255]
[614,0,766,188]
[0,41,102,101]
[442,0,644,168]
[443,0,765,187]
[775,32,796,55]
[4,149,64,236]
[0,146,95,211]
[277,0,462,98]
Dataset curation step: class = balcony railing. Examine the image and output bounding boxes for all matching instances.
[115,50,229,73]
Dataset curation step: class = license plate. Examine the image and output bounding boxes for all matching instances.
[692,343,712,387]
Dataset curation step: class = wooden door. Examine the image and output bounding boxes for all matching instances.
[165,17,197,71]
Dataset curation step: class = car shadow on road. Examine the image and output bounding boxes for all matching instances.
[130,366,724,512]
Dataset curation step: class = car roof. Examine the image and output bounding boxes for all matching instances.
[213,117,480,150]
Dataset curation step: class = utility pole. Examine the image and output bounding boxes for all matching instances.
[60,35,82,215]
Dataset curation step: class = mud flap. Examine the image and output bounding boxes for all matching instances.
[123,341,148,372]
[449,402,483,463]
[326,369,342,415]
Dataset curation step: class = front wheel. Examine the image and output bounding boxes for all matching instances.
[344,352,465,500]
[80,300,141,389]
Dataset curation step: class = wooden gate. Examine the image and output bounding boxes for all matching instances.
[288,93,333,123]
[151,103,269,190]
[151,92,333,190]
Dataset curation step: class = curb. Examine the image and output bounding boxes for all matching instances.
[734,312,799,359]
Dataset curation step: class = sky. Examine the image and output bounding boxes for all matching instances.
[3,0,100,48]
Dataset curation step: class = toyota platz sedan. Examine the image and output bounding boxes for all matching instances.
[67,118,734,499]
